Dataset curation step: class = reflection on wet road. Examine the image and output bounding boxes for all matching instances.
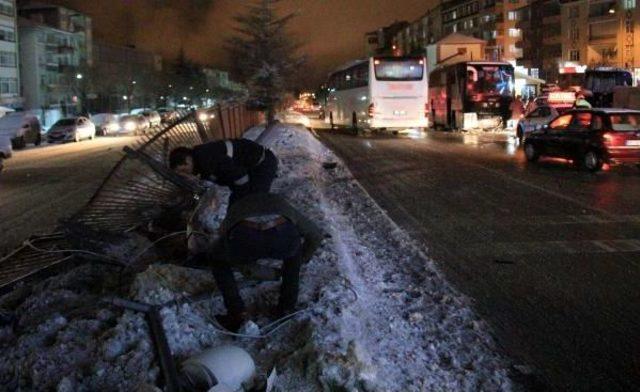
[316,124,640,391]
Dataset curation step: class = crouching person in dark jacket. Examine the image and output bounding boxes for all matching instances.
[198,192,323,332]
[169,139,278,205]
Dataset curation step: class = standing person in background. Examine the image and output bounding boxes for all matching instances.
[509,95,526,129]
[574,93,592,109]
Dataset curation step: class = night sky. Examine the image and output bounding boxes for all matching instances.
[50,0,436,87]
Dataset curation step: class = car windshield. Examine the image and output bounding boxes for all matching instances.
[120,116,136,122]
[609,113,640,131]
[466,64,514,97]
[53,119,75,127]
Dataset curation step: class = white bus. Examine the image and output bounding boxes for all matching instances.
[325,56,429,130]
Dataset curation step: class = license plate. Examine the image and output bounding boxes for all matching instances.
[626,140,640,146]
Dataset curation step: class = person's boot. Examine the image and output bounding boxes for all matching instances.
[214,311,247,333]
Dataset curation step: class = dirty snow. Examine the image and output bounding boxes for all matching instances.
[0,122,517,391]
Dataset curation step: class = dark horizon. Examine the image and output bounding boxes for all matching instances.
[47,0,436,88]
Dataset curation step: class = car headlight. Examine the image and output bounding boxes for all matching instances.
[198,113,208,121]
[124,121,136,131]
[108,123,119,132]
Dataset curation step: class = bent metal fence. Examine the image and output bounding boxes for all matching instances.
[0,104,262,294]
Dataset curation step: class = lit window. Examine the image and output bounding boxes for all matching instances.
[508,11,517,20]
[624,0,636,9]
[508,28,521,37]
[569,50,580,61]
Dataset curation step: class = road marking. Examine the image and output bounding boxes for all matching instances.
[408,139,621,219]
[466,239,640,257]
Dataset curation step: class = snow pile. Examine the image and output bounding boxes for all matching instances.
[0,122,516,391]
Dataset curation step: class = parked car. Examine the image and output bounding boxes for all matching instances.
[516,105,559,144]
[130,108,152,115]
[0,113,42,149]
[141,110,162,127]
[196,108,216,123]
[47,117,96,143]
[0,135,12,173]
[157,108,178,123]
[524,108,640,172]
[119,114,149,135]
[92,113,120,136]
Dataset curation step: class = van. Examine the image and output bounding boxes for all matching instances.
[0,113,42,149]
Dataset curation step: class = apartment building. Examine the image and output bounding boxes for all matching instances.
[0,0,21,109]
[514,0,563,81]
[364,21,409,56]
[395,3,444,56]
[560,0,639,77]
[17,3,92,114]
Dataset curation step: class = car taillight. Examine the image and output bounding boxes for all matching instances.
[368,103,374,118]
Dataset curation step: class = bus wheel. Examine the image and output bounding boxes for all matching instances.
[517,125,524,146]
[351,112,358,133]
[329,112,335,129]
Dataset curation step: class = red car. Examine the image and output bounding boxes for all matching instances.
[524,108,640,172]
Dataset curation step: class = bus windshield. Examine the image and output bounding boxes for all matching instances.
[374,59,424,81]
[466,64,513,97]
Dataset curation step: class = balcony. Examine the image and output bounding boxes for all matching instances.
[589,1,617,19]
[58,44,74,54]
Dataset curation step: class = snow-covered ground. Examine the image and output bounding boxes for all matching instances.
[0,122,517,391]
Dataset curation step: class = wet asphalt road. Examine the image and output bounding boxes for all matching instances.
[0,137,136,254]
[316,125,640,391]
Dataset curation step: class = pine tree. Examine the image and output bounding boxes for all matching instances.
[226,0,304,123]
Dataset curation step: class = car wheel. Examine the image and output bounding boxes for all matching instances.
[11,136,26,149]
[329,112,334,129]
[583,150,603,172]
[524,142,539,162]
[34,133,42,146]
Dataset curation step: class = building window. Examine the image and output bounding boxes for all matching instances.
[0,0,14,17]
[0,77,17,94]
[531,68,539,78]
[570,26,580,40]
[508,11,518,20]
[569,6,580,17]
[0,51,15,68]
[0,26,15,42]
[624,0,636,9]
[569,50,580,61]
[508,28,521,37]
[491,30,498,39]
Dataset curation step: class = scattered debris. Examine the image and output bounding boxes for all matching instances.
[0,122,518,391]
